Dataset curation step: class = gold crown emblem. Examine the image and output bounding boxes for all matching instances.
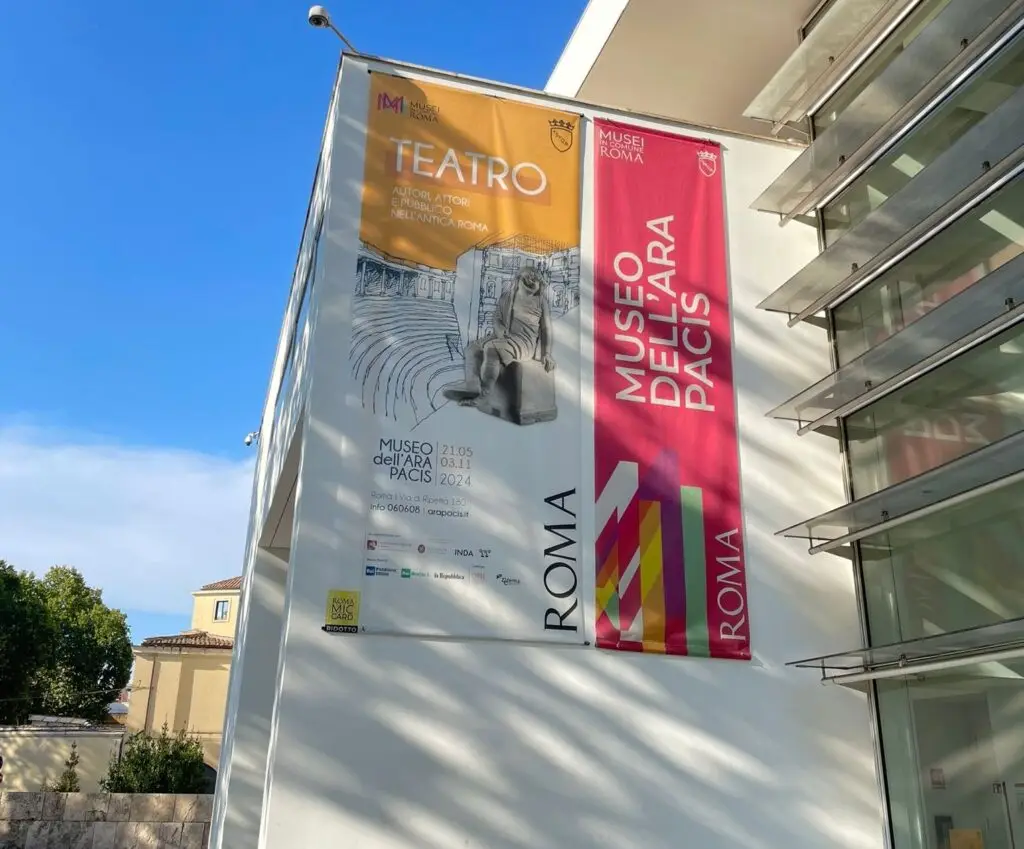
[549,119,575,131]
[697,149,717,161]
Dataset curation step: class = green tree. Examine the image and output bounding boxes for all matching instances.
[102,726,209,794]
[33,566,133,723]
[0,561,53,724]
[43,742,82,793]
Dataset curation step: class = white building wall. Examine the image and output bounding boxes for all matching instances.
[218,55,885,849]
[209,63,341,849]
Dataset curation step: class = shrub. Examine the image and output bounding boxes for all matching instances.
[43,742,81,793]
[101,725,208,794]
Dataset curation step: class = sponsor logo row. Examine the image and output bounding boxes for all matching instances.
[366,537,491,559]
[364,564,520,586]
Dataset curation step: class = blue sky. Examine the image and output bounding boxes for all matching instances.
[0,1,585,641]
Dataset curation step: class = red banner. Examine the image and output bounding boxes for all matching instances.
[592,120,749,660]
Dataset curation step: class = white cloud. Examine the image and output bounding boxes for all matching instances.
[0,425,254,616]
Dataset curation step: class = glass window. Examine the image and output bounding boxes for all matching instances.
[876,660,1024,849]
[833,173,1024,365]
[845,321,1024,498]
[859,478,1024,645]
[272,215,322,430]
[812,0,954,136]
[214,600,230,622]
[821,35,1024,245]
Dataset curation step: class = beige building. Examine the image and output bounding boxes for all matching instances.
[125,577,241,769]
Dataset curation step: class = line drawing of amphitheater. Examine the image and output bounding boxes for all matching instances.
[349,234,581,428]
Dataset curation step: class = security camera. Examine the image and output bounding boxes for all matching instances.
[244,431,259,447]
[308,5,331,28]
[307,5,356,50]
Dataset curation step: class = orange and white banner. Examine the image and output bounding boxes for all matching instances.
[335,73,586,642]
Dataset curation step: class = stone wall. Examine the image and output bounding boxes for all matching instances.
[0,791,213,849]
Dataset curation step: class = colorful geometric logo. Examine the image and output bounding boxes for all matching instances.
[595,450,711,656]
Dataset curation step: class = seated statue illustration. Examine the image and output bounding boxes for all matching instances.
[444,266,558,426]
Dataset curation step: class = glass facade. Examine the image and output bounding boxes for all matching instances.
[877,661,1024,849]
[812,0,954,136]
[757,3,1024,848]
[860,479,1024,645]
[832,174,1024,365]
[802,0,840,37]
[272,214,322,432]
[845,320,1024,498]
[821,32,1024,246]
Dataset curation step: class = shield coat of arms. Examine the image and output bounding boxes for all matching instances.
[697,149,718,177]
[549,119,575,153]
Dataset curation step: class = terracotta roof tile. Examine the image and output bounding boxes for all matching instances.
[199,576,242,591]
[140,631,234,650]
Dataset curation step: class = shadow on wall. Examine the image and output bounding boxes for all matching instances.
[223,89,879,849]
[247,634,877,849]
